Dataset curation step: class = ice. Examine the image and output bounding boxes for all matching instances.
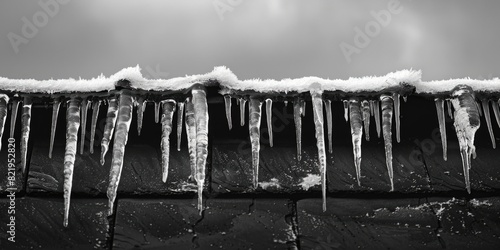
[324,99,333,153]
[301,100,306,117]
[380,94,394,191]
[89,100,101,154]
[49,98,61,158]
[155,101,160,123]
[63,97,81,227]
[160,100,176,183]
[0,94,8,152]
[80,100,90,154]
[293,97,303,160]
[192,85,209,214]
[311,89,327,211]
[224,95,232,130]
[362,100,371,141]
[100,96,119,166]
[446,100,454,119]
[434,99,447,161]
[476,101,483,117]
[136,97,146,136]
[481,100,496,149]
[177,101,185,151]
[284,100,288,107]
[374,100,381,138]
[393,93,401,143]
[370,100,375,116]
[9,99,20,138]
[349,99,363,186]
[450,85,480,194]
[343,100,349,122]
[492,100,500,128]
[239,98,246,126]
[266,98,273,147]
[248,97,262,188]
[107,91,134,215]
[185,97,197,180]
[20,97,32,174]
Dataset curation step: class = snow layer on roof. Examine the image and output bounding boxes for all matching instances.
[416,78,500,94]
[0,75,115,94]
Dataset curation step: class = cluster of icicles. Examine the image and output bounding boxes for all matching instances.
[0,86,209,227]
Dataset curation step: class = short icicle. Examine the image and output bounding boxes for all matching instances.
[481,100,496,149]
[349,99,363,186]
[136,97,146,136]
[324,99,333,153]
[374,100,381,138]
[343,100,349,122]
[10,98,20,138]
[450,85,480,194]
[160,100,176,183]
[434,98,447,161]
[380,95,394,191]
[20,97,32,174]
[177,101,184,151]
[185,98,197,180]
[107,90,134,215]
[266,98,273,147]
[361,100,371,141]
[311,87,327,211]
[192,85,209,214]
[89,100,101,154]
[301,100,306,117]
[446,100,454,119]
[293,97,303,160]
[0,94,9,152]
[476,101,483,117]
[224,95,232,130]
[63,97,81,227]
[49,98,61,159]
[393,93,401,143]
[239,98,246,126]
[492,99,500,128]
[249,97,262,188]
[155,101,160,123]
[100,96,119,165]
[79,99,90,154]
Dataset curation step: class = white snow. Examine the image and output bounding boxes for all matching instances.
[299,174,321,190]
[417,78,500,94]
[259,178,281,189]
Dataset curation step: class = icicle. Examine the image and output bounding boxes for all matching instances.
[100,96,119,166]
[311,88,327,211]
[380,95,394,191]
[324,99,333,153]
[239,98,246,126]
[284,100,288,107]
[160,100,176,183]
[49,98,61,159]
[293,97,303,161]
[136,97,146,136]
[450,85,480,194]
[476,100,483,117]
[89,100,101,154]
[10,99,20,138]
[446,100,454,119]
[393,93,401,143]
[20,97,32,174]
[185,98,197,180]
[0,95,9,152]
[349,99,363,186]
[107,90,134,215]
[369,100,375,117]
[249,97,262,188]
[343,100,349,122]
[79,99,90,155]
[63,97,81,227]
[155,101,162,123]
[434,98,447,161]
[266,98,273,147]
[361,100,371,141]
[374,100,381,138]
[301,100,306,117]
[492,100,500,128]
[192,85,209,214]
[177,101,184,151]
[481,100,496,149]
[224,95,232,130]
[403,96,408,102]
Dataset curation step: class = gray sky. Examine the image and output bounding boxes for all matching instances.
[1,0,499,82]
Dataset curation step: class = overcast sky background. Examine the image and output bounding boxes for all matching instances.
[0,0,499,82]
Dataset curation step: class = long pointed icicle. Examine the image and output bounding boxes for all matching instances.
[393,93,401,143]
[224,95,232,130]
[136,97,146,136]
[49,98,61,158]
[249,97,262,188]
[324,99,333,153]
[185,98,197,180]
[349,99,363,186]
[343,100,349,122]
[90,100,101,154]
[450,85,480,194]
[101,96,119,166]
[63,97,81,227]
[161,100,176,183]
[0,94,9,152]
[107,91,134,215]
[446,100,454,119]
[192,85,209,214]
[361,100,371,141]
[380,95,394,191]
[155,101,160,123]
[239,98,246,126]
[20,97,32,174]
[481,100,496,149]
[177,101,184,151]
[293,97,303,160]
[266,98,273,147]
[434,98,447,161]
[492,100,500,128]
[10,99,20,138]
[311,89,327,211]
[374,100,381,138]
[370,100,375,117]
[79,100,90,154]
